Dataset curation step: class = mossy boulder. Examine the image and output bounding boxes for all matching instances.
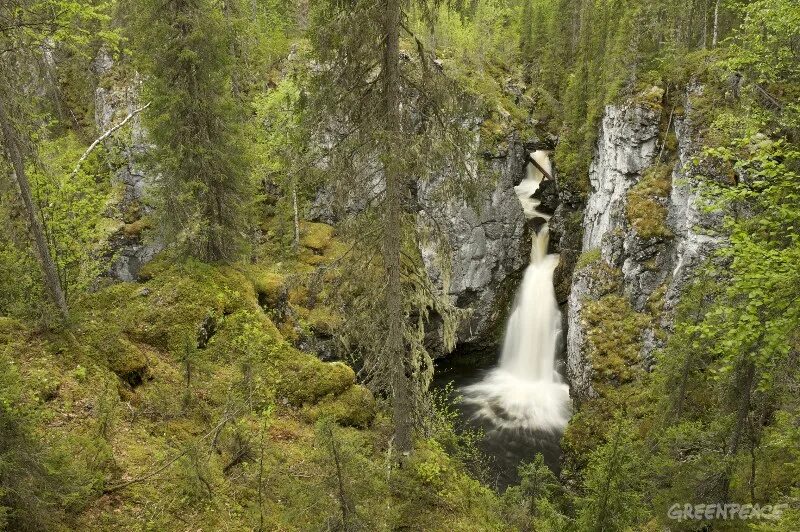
[304,305,342,337]
[121,216,151,238]
[245,268,288,307]
[275,356,355,406]
[78,261,258,354]
[300,222,333,252]
[302,384,376,428]
[102,336,149,387]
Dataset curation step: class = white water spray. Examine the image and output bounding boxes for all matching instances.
[462,151,571,433]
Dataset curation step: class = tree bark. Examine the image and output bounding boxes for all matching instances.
[712,0,720,47]
[382,0,414,455]
[0,97,68,319]
[292,178,300,253]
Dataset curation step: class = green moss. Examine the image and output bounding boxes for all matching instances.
[237,264,288,306]
[0,316,25,343]
[300,221,333,252]
[633,85,665,111]
[626,163,673,239]
[580,256,622,296]
[121,217,151,238]
[5,254,511,529]
[576,248,602,270]
[276,356,355,405]
[302,384,376,427]
[584,294,650,388]
[77,261,256,354]
[304,305,342,336]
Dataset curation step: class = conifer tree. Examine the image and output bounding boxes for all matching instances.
[306,0,474,454]
[134,0,250,262]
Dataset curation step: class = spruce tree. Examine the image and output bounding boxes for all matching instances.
[306,0,474,454]
[134,0,250,262]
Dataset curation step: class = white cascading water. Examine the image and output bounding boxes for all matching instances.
[462,151,571,433]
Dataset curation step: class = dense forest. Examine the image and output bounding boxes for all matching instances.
[0,0,798,530]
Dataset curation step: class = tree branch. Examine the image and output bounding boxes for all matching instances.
[70,102,151,178]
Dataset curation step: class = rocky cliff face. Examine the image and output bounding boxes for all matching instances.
[93,50,161,281]
[310,135,538,356]
[417,138,534,355]
[566,87,724,400]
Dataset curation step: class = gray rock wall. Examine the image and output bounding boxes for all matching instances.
[93,50,161,281]
[566,87,724,400]
[418,139,532,354]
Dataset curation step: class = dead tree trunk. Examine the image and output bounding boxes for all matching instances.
[712,0,720,47]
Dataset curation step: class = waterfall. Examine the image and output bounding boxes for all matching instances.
[462,151,571,433]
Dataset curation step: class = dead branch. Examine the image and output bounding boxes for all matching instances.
[70,101,151,179]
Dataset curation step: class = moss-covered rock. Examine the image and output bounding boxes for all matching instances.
[4,254,512,530]
[584,294,650,388]
[276,356,355,406]
[300,221,333,252]
[121,216,151,238]
[626,163,673,239]
[302,384,376,428]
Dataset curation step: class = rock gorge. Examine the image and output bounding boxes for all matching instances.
[98,62,724,405]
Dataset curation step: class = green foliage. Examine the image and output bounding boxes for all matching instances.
[133,0,252,262]
[502,454,572,531]
[0,346,110,531]
[29,133,116,302]
[250,66,321,257]
[393,439,509,530]
[575,416,650,531]
[722,0,800,132]
[0,196,42,317]
[424,382,492,483]
[698,134,799,391]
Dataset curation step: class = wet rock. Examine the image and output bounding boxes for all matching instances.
[417,136,532,354]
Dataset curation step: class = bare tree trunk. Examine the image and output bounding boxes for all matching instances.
[712,0,720,47]
[0,98,68,319]
[382,0,414,455]
[702,0,709,49]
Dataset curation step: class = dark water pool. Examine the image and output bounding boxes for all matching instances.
[431,355,564,491]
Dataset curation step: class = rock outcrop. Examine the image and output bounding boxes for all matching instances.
[566,87,724,400]
[93,49,161,281]
[417,139,533,354]
[581,104,661,256]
